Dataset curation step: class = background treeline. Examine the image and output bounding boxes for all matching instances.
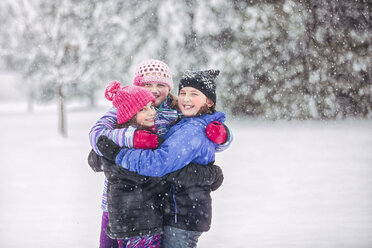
[1,0,371,121]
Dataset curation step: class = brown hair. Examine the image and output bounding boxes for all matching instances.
[115,116,137,129]
[196,104,216,116]
[168,92,178,109]
[115,115,150,130]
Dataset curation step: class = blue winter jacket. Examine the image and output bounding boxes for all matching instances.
[115,111,226,177]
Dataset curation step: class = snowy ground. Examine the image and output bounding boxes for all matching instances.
[0,101,372,248]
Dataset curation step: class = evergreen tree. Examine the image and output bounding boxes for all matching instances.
[302,0,372,119]
[206,0,372,119]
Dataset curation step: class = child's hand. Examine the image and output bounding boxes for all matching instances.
[133,130,159,149]
[97,136,121,161]
[205,121,227,144]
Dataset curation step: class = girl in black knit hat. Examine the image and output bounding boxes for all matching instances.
[177,69,219,117]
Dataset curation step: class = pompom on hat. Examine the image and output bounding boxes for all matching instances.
[179,69,220,104]
[133,59,173,90]
[105,81,155,124]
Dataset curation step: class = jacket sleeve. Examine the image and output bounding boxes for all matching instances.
[163,162,224,191]
[88,149,120,175]
[115,126,210,177]
[89,107,136,155]
[215,124,233,153]
[88,149,104,172]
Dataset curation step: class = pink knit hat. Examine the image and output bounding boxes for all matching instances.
[105,81,155,124]
[133,59,173,90]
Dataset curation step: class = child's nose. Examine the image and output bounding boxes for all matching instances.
[183,94,191,101]
[149,86,158,93]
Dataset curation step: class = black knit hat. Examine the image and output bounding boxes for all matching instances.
[179,69,220,104]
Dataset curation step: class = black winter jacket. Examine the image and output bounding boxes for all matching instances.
[162,162,224,232]
[88,150,166,239]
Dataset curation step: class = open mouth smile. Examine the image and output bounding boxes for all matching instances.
[183,105,194,110]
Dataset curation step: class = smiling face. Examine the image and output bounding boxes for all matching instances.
[140,82,170,107]
[178,87,214,117]
[135,101,156,127]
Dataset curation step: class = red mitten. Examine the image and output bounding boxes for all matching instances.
[133,130,158,149]
[206,121,227,145]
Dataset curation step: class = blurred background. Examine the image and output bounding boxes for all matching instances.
[0,0,371,136]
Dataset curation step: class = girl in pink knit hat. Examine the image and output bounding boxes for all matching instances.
[89,81,164,247]
[90,59,180,248]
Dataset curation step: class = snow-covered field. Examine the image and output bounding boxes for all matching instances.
[0,101,371,248]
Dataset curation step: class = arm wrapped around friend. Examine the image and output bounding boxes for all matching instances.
[163,162,224,191]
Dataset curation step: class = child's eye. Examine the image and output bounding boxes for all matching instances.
[157,84,166,88]
[179,92,186,96]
